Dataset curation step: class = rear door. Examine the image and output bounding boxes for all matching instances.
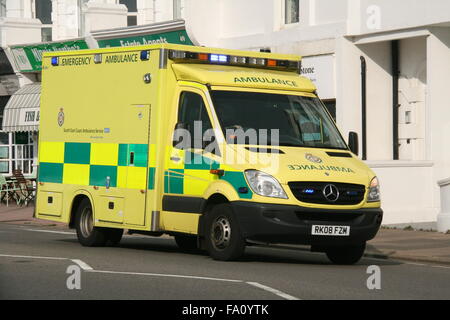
[121,104,151,226]
[95,104,151,226]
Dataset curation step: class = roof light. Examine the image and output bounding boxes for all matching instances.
[94,54,102,64]
[51,57,59,66]
[167,49,300,73]
[140,50,150,61]
[248,57,266,66]
[210,54,228,63]
[230,56,247,64]
[198,53,209,61]
[267,59,277,67]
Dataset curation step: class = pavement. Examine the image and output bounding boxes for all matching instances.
[1,203,449,266]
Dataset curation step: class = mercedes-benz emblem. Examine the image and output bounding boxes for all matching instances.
[323,184,339,202]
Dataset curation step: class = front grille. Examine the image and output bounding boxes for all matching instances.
[295,211,362,222]
[288,181,366,205]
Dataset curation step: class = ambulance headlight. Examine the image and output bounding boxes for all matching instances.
[244,170,288,199]
[367,176,380,202]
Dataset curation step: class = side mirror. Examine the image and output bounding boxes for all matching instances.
[348,131,359,156]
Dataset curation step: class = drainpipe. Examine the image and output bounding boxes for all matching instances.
[360,56,367,160]
[392,40,400,160]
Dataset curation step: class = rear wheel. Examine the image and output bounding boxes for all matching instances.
[174,235,198,252]
[106,228,123,246]
[325,243,366,265]
[205,203,245,261]
[75,198,108,247]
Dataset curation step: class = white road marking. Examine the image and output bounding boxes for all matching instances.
[0,253,67,261]
[246,281,300,300]
[87,269,242,283]
[71,259,93,271]
[23,229,75,235]
[0,253,301,300]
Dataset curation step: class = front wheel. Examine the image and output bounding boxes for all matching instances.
[325,243,366,265]
[204,203,245,261]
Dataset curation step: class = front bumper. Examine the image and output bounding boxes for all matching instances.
[231,201,383,246]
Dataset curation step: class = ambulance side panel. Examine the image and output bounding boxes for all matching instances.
[37,48,162,231]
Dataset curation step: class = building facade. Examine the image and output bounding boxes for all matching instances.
[0,0,449,228]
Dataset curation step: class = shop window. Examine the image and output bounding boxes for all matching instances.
[285,0,300,24]
[12,133,34,175]
[0,132,10,174]
[0,143,8,173]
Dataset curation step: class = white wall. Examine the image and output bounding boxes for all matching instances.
[83,1,127,33]
[359,41,393,161]
[398,37,427,161]
[367,161,437,225]
[349,0,450,35]
[427,28,450,185]
[0,18,42,46]
[51,0,81,40]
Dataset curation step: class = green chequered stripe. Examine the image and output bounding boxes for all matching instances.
[165,169,184,194]
[166,150,252,199]
[89,165,118,187]
[39,142,150,189]
[39,163,64,184]
[148,167,156,190]
[65,142,91,164]
[118,144,148,167]
[220,171,253,199]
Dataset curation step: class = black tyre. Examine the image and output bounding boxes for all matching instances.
[174,235,198,252]
[106,228,123,246]
[325,243,366,265]
[75,198,108,247]
[204,203,245,261]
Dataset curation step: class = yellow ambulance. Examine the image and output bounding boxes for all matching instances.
[37,44,382,264]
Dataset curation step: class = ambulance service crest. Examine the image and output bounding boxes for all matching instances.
[58,108,65,127]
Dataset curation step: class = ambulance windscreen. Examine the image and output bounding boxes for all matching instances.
[210,91,347,150]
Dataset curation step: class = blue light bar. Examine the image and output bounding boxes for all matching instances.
[140,50,150,61]
[51,57,59,66]
[303,189,315,194]
[210,54,228,63]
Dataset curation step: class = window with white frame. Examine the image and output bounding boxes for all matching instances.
[120,0,138,26]
[0,0,6,17]
[34,0,53,41]
[12,132,34,175]
[285,0,300,24]
[0,132,35,175]
[173,0,185,19]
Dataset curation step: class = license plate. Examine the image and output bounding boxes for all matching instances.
[311,225,350,236]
